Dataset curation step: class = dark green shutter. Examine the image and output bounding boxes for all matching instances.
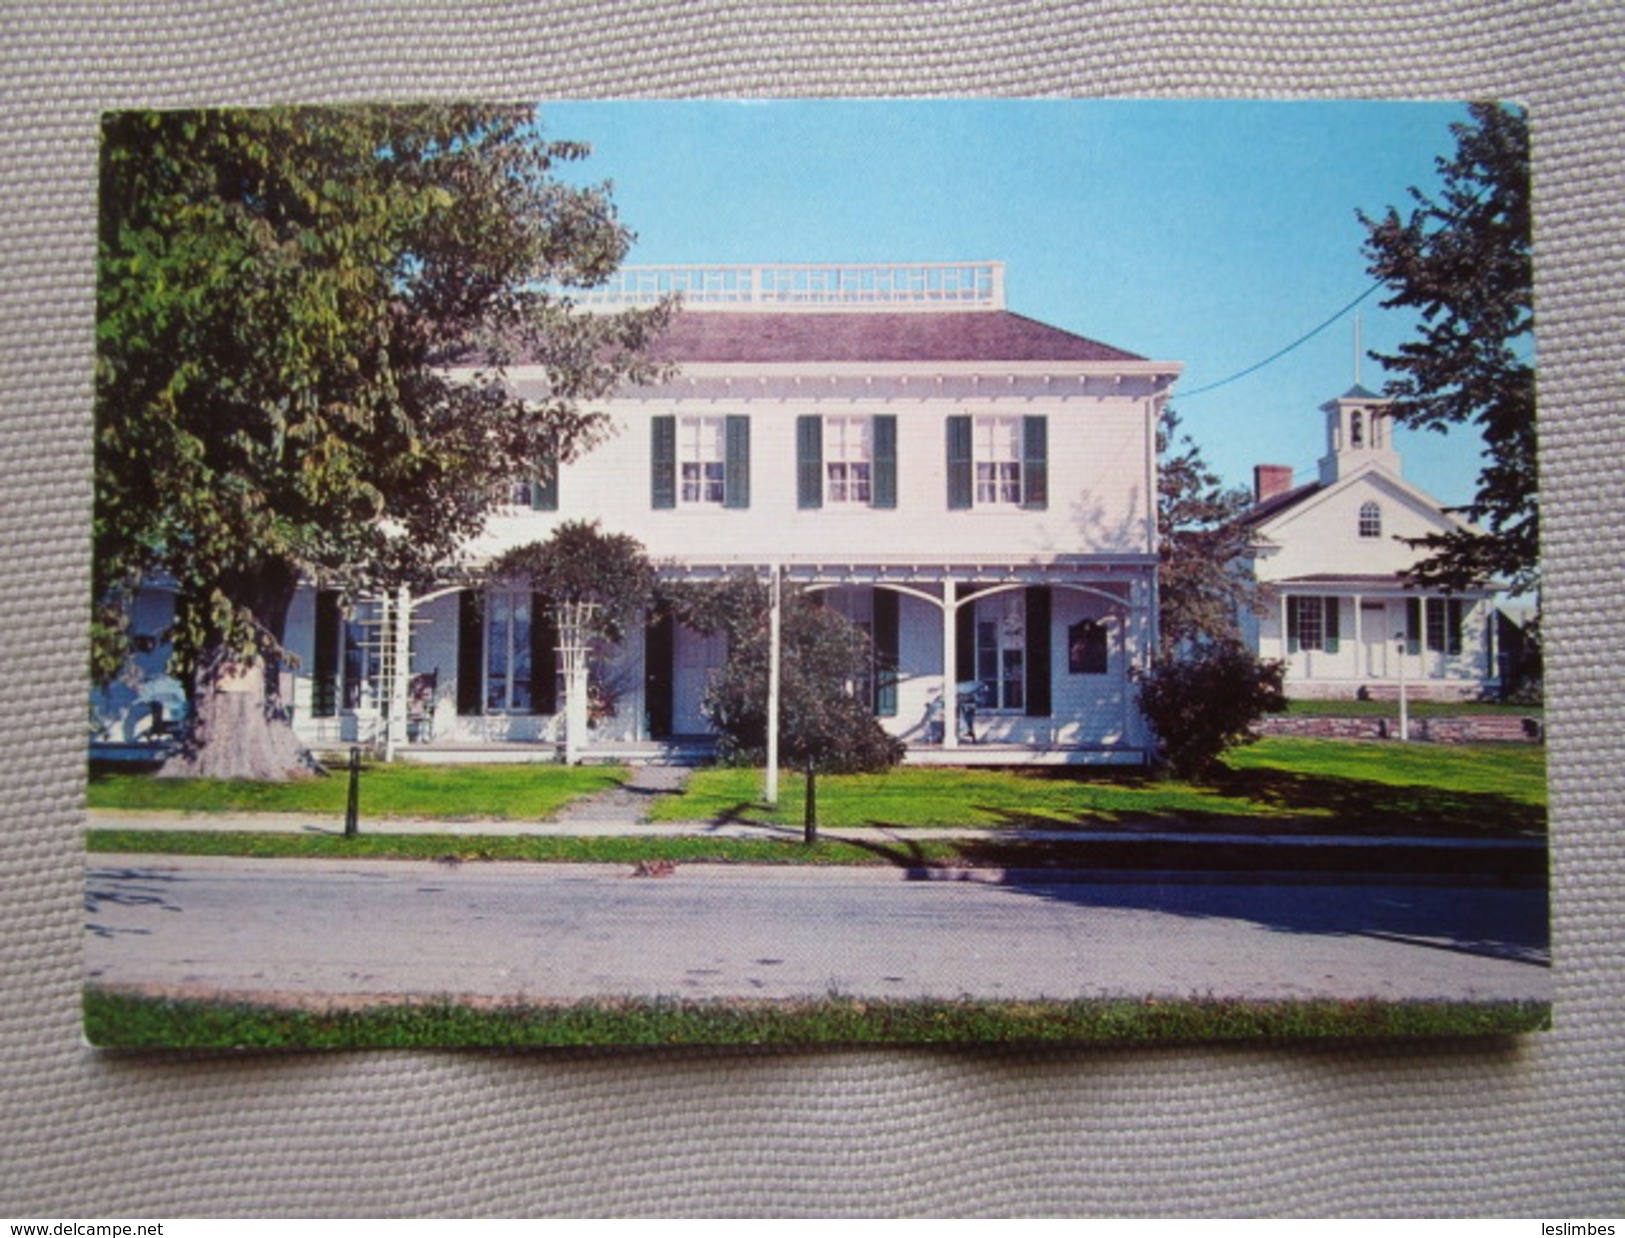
[796,415,822,510]
[946,416,972,510]
[313,590,340,717]
[531,593,557,715]
[1406,598,1423,655]
[650,416,676,509]
[873,588,899,718]
[1447,599,1465,656]
[1323,597,1340,653]
[531,447,559,511]
[644,607,674,739]
[955,593,976,683]
[1286,596,1300,653]
[1024,586,1052,717]
[1021,416,1048,510]
[457,590,484,716]
[871,415,897,509]
[724,415,750,509]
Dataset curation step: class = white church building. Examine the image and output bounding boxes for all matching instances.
[1238,384,1501,700]
[95,262,1183,765]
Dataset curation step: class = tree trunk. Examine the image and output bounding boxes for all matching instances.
[158,562,319,781]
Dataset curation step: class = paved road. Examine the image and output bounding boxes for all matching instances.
[85,855,1550,1007]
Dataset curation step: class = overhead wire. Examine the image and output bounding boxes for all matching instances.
[1177,279,1386,399]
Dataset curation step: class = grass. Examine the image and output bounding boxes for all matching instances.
[87,827,1548,881]
[83,988,1551,1049]
[87,829,921,867]
[87,762,626,820]
[87,738,1548,842]
[648,740,1547,839]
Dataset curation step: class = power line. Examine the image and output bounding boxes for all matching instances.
[1178,280,1385,399]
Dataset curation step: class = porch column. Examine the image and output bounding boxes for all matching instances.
[941,579,958,750]
[1352,594,1363,678]
[1279,591,1291,666]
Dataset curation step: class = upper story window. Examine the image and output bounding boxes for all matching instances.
[679,416,726,505]
[975,416,1024,505]
[797,414,897,509]
[652,415,750,510]
[824,415,872,504]
[1359,501,1382,538]
[946,415,1047,511]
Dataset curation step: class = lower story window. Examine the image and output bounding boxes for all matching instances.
[974,592,1025,711]
[1289,596,1340,652]
[486,591,534,713]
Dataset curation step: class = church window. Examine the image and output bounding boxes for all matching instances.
[1359,501,1382,538]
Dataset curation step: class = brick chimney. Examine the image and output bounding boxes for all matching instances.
[1254,464,1295,503]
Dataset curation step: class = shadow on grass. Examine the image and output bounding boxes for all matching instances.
[837,764,1544,840]
[1203,765,1544,839]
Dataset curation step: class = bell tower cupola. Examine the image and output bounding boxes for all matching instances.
[1318,384,1400,484]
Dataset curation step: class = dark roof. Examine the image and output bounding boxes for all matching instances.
[1240,481,1322,527]
[1337,383,1384,401]
[643,310,1145,365]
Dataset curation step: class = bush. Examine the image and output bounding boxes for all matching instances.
[1136,643,1287,779]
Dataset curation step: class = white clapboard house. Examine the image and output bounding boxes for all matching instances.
[1237,384,1501,700]
[94,262,1183,764]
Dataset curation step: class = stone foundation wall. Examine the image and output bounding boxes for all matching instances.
[1256,714,1543,743]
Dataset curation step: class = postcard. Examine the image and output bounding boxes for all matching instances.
[85,100,1547,1048]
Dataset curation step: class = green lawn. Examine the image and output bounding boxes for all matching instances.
[649,739,1546,838]
[86,737,1547,840]
[87,762,626,820]
[83,988,1550,1049]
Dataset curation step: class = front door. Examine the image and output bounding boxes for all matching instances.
[1361,602,1390,678]
[673,626,727,736]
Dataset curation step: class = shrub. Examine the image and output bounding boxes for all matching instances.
[1136,642,1287,779]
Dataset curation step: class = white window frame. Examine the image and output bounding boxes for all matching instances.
[973,415,1023,507]
[823,414,873,505]
[678,415,727,506]
[485,589,534,714]
[973,592,1026,712]
[1294,595,1327,651]
[1359,501,1382,539]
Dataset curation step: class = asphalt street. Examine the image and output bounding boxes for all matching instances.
[85,855,1551,1007]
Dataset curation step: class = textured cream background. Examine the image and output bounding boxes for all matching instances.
[3,1,1620,1218]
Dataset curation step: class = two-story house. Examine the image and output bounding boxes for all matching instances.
[1237,384,1501,700]
[96,262,1182,764]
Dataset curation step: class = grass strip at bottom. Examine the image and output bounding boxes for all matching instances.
[87,829,928,866]
[84,988,1551,1049]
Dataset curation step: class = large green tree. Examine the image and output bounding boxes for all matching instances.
[1156,407,1261,654]
[95,106,668,778]
[1358,102,1535,595]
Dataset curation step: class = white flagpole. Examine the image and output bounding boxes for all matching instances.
[765,562,781,806]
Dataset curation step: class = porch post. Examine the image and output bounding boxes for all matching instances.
[942,579,958,750]
[1352,593,1363,677]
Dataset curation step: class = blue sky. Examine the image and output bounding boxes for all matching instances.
[543,99,1485,506]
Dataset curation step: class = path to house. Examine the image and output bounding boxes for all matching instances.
[85,854,1552,1007]
[548,762,694,825]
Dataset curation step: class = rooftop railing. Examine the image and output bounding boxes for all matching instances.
[569,261,1006,311]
